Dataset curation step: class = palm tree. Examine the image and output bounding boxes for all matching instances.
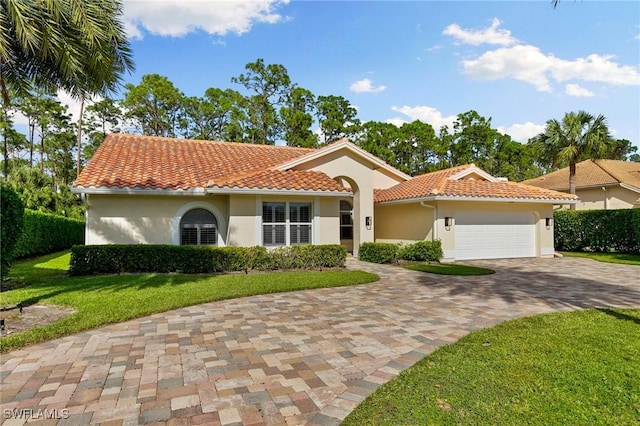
[0,0,134,176]
[534,111,611,208]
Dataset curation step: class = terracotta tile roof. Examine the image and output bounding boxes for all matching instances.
[209,169,348,192]
[375,164,578,203]
[73,134,348,192]
[522,159,640,191]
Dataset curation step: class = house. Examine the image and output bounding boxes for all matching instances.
[522,159,640,210]
[72,134,578,261]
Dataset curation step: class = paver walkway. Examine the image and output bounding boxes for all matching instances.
[1,257,639,425]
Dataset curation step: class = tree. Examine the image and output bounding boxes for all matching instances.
[533,111,612,204]
[603,139,638,161]
[82,98,123,161]
[450,110,498,173]
[280,86,317,148]
[232,59,291,144]
[1,0,134,176]
[355,121,397,167]
[122,74,184,138]
[493,134,541,181]
[396,120,442,175]
[1,0,134,99]
[0,183,24,280]
[316,95,361,144]
[178,88,245,141]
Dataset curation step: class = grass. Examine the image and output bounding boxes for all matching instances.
[561,251,640,266]
[404,263,495,275]
[343,308,640,426]
[0,250,379,352]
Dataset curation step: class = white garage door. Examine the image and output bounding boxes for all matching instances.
[454,212,536,260]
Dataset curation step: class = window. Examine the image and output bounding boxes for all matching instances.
[262,202,312,246]
[180,208,218,245]
[290,203,311,245]
[340,200,353,240]
[263,202,286,245]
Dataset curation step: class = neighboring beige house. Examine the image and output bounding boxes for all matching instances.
[72,134,578,261]
[523,159,640,210]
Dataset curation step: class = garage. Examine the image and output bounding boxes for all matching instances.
[454,211,536,260]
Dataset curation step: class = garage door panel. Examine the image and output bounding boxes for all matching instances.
[455,212,535,260]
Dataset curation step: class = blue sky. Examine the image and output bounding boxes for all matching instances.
[63,1,640,147]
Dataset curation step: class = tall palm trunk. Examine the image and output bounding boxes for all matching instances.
[77,97,84,178]
[569,160,577,210]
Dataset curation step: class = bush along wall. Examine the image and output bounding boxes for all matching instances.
[554,209,640,254]
[12,210,85,259]
[69,244,347,276]
[359,240,443,264]
[1,183,25,280]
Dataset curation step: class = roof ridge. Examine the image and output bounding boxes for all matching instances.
[593,159,625,184]
[109,133,317,153]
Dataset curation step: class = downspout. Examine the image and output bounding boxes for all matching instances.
[420,201,437,241]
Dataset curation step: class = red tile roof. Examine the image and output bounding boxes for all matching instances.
[522,159,640,191]
[74,134,347,192]
[375,164,578,203]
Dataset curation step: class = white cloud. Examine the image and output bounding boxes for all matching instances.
[462,45,554,91]
[443,18,518,46]
[122,0,290,39]
[390,105,456,130]
[565,83,594,97]
[350,78,387,93]
[497,122,545,143]
[462,45,640,92]
[385,118,407,127]
[551,54,640,85]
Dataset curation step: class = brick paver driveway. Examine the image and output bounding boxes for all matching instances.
[1,257,638,425]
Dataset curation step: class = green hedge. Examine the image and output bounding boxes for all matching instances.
[359,240,443,264]
[398,240,443,262]
[69,244,347,276]
[554,209,640,254]
[13,210,85,259]
[1,183,25,280]
[359,242,399,264]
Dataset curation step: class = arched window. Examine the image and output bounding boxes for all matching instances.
[180,208,218,246]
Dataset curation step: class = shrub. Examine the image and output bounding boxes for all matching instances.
[553,210,583,252]
[69,244,347,276]
[359,242,399,264]
[263,245,347,270]
[1,183,25,280]
[12,210,85,259]
[398,240,443,262]
[554,209,640,254]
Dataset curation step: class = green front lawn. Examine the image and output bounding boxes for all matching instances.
[561,251,640,266]
[1,251,378,352]
[404,263,495,275]
[343,309,640,425]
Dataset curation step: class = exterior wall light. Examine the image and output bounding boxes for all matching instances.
[365,216,372,230]
[545,217,553,229]
[444,217,453,230]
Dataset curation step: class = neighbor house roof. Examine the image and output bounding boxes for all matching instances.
[375,164,578,203]
[73,134,349,194]
[522,159,640,192]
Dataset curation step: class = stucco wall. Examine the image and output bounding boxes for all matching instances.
[572,186,639,210]
[374,202,433,244]
[87,193,340,248]
[296,149,404,255]
[86,194,229,245]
